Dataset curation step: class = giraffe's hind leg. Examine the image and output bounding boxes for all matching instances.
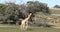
[25,22,28,30]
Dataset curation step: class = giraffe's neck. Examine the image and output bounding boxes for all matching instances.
[22,13,32,23]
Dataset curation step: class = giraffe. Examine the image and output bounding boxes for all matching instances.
[20,13,32,31]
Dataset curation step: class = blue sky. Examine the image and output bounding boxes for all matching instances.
[0,0,60,8]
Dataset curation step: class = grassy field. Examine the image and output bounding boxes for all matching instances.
[0,26,60,32]
[50,8,60,14]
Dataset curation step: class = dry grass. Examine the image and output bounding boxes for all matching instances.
[50,8,60,11]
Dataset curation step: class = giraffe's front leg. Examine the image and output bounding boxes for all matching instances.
[21,22,26,31]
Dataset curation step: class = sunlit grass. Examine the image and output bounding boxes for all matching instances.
[0,26,60,32]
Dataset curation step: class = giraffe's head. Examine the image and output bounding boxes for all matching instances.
[30,13,32,15]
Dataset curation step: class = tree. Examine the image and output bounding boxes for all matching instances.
[5,2,20,24]
[0,1,50,25]
[26,1,50,14]
[54,5,60,8]
[16,1,50,25]
[0,3,8,23]
[25,1,50,22]
[0,2,20,24]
